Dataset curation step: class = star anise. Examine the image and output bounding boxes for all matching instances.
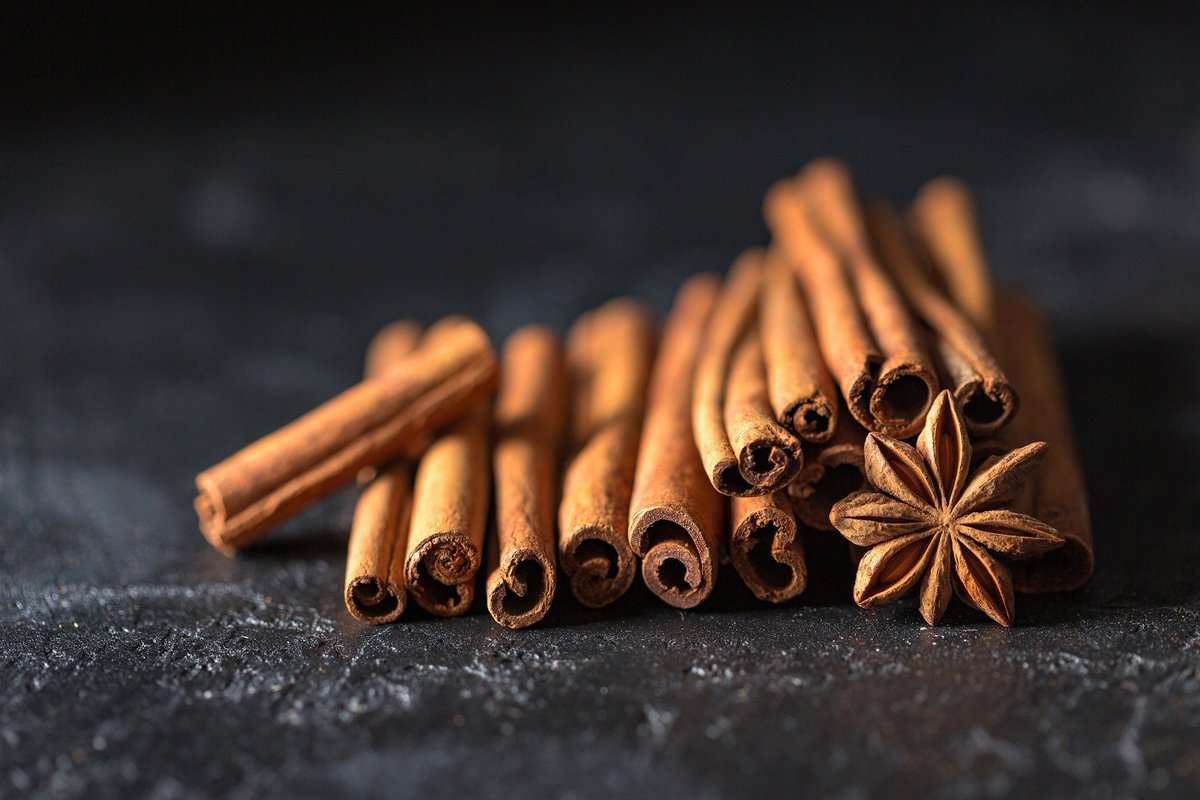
[830,390,1064,626]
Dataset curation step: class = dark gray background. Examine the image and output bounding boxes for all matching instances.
[2,7,1198,799]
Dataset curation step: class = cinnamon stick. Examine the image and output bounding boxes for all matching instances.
[729,492,806,603]
[760,248,838,443]
[558,299,654,608]
[693,250,802,496]
[486,326,567,628]
[628,275,726,608]
[800,159,939,437]
[404,401,490,616]
[994,290,1094,592]
[866,200,1018,436]
[786,412,867,531]
[910,177,998,341]
[764,161,938,438]
[343,321,422,623]
[195,316,497,554]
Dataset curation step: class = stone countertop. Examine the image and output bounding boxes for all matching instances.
[2,9,1198,799]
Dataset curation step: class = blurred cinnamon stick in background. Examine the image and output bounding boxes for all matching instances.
[558,299,655,608]
[195,317,497,553]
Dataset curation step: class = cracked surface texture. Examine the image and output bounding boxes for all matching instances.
[2,8,1198,799]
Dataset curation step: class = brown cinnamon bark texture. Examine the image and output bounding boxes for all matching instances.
[760,248,838,443]
[195,316,497,554]
[910,177,998,341]
[866,200,1017,436]
[798,159,939,437]
[404,401,490,616]
[343,321,422,623]
[786,412,867,531]
[994,290,1094,592]
[345,464,413,623]
[486,326,567,628]
[693,251,802,496]
[628,275,726,608]
[558,299,654,607]
[730,492,806,603]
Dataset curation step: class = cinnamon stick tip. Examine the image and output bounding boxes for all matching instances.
[731,505,806,604]
[345,576,406,624]
[560,526,636,609]
[629,507,715,609]
[486,549,556,629]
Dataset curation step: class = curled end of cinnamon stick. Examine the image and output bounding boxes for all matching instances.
[629,508,716,609]
[345,576,406,624]
[405,533,481,617]
[955,378,1019,437]
[737,435,803,494]
[730,496,806,604]
[486,549,556,629]
[560,526,636,608]
[193,482,235,556]
[866,362,937,438]
[782,396,835,443]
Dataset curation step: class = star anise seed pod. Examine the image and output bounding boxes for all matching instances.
[830,390,1064,626]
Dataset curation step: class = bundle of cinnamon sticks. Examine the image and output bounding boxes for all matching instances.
[194,158,1092,628]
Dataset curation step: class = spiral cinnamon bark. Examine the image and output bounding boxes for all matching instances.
[692,251,803,496]
[486,326,567,628]
[628,275,725,609]
[558,299,654,608]
[343,321,422,624]
[730,492,807,603]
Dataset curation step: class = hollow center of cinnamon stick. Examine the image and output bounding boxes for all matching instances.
[656,558,690,592]
[963,389,1006,425]
[412,561,469,613]
[746,524,793,589]
[500,559,546,617]
[349,578,401,618]
[798,407,831,437]
[574,538,619,580]
[879,375,931,424]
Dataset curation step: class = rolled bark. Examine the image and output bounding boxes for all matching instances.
[693,250,803,496]
[343,321,422,623]
[486,326,567,628]
[866,200,1017,436]
[404,401,490,616]
[729,492,807,603]
[558,299,655,608]
[994,290,1094,592]
[786,412,868,531]
[628,274,726,609]
[765,161,938,438]
[195,316,497,553]
[910,177,998,341]
[760,247,838,443]
[798,159,939,437]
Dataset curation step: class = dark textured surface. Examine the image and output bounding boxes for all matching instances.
[3,9,1200,799]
